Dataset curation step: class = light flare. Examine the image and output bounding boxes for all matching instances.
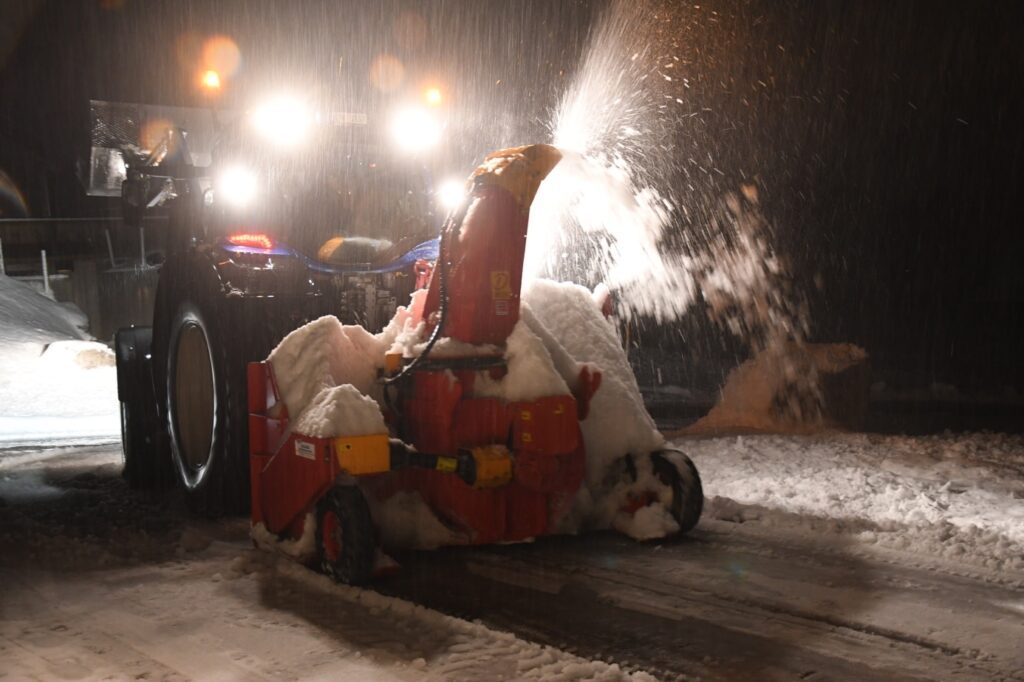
[437,178,466,210]
[390,107,441,153]
[250,95,313,148]
[424,86,443,106]
[217,165,258,208]
[201,35,241,77]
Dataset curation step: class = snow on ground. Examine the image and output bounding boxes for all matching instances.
[683,431,1024,574]
[0,275,119,445]
[0,445,656,682]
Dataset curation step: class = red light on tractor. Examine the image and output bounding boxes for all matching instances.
[227,233,274,250]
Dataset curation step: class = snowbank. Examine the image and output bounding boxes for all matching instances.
[0,275,118,444]
[685,432,1024,573]
[0,274,87,346]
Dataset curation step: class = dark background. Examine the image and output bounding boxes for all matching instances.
[1,0,1022,394]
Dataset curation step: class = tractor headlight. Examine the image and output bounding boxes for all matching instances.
[216,165,258,208]
[390,106,441,153]
[250,95,313,148]
[437,178,466,210]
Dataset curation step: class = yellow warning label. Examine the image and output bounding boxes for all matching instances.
[490,271,512,300]
[436,457,458,473]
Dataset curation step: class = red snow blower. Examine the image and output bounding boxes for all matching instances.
[247,144,701,583]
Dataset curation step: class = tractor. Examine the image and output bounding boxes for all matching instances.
[113,98,702,584]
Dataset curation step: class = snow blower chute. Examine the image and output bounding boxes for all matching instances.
[247,144,702,584]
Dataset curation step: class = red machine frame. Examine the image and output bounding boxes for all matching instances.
[248,359,602,547]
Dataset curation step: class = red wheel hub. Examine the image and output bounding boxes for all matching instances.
[321,511,342,563]
[620,491,657,515]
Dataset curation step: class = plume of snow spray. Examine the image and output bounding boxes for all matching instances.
[527,0,822,423]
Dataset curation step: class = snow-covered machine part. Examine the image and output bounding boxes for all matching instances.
[247,144,703,584]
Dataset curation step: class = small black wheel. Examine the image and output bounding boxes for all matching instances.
[651,450,704,534]
[315,486,376,585]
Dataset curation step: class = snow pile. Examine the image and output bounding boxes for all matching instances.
[267,315,385,417]
[0,275,118,444]
[268,294,440,439]
[686,342,868,435]
[267,315,391,438]
[685,432,1024,572]
[291,384,387,438]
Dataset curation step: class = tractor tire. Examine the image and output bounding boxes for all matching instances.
[316,486,376,585]
[116,328,172,490]
[651,450,704,534]
[165,294,253,516]
[163,283,299,516]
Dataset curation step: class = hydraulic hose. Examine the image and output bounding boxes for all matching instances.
[383,185,474,385]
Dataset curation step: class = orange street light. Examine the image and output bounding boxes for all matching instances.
[200,69,222,92]
[424,86,443,106]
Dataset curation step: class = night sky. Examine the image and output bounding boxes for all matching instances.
[1,0,1021,391]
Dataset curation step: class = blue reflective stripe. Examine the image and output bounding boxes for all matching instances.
[220,238,439,274]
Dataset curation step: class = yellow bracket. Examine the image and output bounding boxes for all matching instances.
[471,445,513,488]
[333,434,390,476]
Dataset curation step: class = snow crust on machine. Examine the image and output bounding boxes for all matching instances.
[268,292,427,439]
[522,279,664,485]
[267,315,384,420]
[473,318,570,402]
